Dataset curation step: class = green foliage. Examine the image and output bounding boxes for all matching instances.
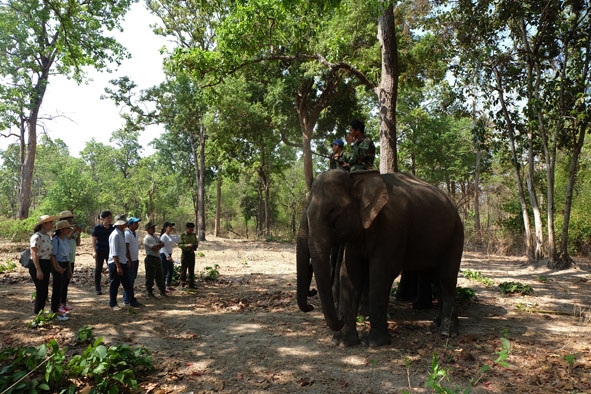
[67,337,154,393]
[421,337,512,394]
[498,282,534,296]
[461,270,494,286]
[29,311,57,329]
[455,286,476,303]
[424,353,465,394]
[0,217,37,242]
[0,260,17,273]
[75,326,95,344]
[201,264,220,280]
[0,337,154,393]
[0,339,69,393]
[564,353,580,366]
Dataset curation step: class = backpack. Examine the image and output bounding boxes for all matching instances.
[20,249,32,268]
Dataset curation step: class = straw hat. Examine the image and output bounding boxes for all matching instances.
[58,210,75,220]
[55,220,71,231]
[36,215,56,227]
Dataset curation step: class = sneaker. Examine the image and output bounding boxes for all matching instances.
[56,314,69,321]
[159,292,169,298]
[123,303,130,308]
[63,303,73,312]
[130,302,144,308]
[146,292,154,299]
[111,305,121,311]
[58,306,70,315]
[96,290,103,295]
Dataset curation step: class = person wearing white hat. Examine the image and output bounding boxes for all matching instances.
[29,215,65,315]
[51,220,72,321]
[107,214,143,310]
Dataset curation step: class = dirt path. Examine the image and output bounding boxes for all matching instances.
[1,237,590,393]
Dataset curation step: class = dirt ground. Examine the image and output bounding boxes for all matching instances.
[1,235,591,393]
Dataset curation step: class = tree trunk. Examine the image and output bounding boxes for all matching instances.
[376,2,399,174]
[215,172,222,238]
[493,66,535,259]
[18,114,37,219]
[198,123,207,241]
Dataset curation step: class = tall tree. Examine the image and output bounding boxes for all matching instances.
[439,0,591,265]
[0,0,134,219]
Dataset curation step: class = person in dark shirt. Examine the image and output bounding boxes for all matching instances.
[91,210,114,295]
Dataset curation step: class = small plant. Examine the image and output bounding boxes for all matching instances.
[197,252,205,257]
[75,326,95,343]
[29,311,56,328]
[456,286,476,303]
[564,353,579,366]
[424,353,468,394]
[404,356,412,389]
[498,281,534,295]
[201,264,220,280]
[536,275,552,283]
[0,339,69,393]
[462,270,494,286]
[0,260,17,273]
[67,337,154,393]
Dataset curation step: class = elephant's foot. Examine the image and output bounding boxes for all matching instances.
[362,329,391,348]
[331,330,360,347]
[437,314,459,337]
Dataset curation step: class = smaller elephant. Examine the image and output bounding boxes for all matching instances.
[395,270,434,310]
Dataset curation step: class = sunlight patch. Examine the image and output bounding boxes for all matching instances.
[277,347,322,357]
[227,323,264,335]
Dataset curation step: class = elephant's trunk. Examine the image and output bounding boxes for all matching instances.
[310,249,344,331]
[296,214,314,312]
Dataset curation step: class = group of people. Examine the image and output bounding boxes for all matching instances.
[28,210,199,318]
[28,211,81,321]
[328,119,376,172]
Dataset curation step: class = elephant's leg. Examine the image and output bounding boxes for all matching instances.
[331,250,365,347]
[412,273,433,310]
[364,263,398,347]
[395,270,418,302]
[358,275,370,317]
[436,263,460,336]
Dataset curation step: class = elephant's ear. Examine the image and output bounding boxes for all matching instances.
[351,171,389,229]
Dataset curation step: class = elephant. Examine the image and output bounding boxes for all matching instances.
[296,170,464,347]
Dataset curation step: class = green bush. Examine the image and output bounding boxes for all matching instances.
[498,281,534,295]
[0,218,35,242]
[0,337,154,393]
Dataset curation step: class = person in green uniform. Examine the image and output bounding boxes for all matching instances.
[345,119,375,172]
[178,222,198,289]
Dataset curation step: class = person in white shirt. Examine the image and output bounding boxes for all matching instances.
[123,217,141,306]
[159,221,179,291]
[143,221,167,298]
[108,215,143,310]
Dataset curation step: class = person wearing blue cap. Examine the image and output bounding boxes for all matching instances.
[329,139,347,170]
[123,217,141,306]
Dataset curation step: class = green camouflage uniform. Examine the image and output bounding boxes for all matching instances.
[349,136,375,172]
[178,231,198,288]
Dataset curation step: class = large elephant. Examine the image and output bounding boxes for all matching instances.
[296,170,464,347]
